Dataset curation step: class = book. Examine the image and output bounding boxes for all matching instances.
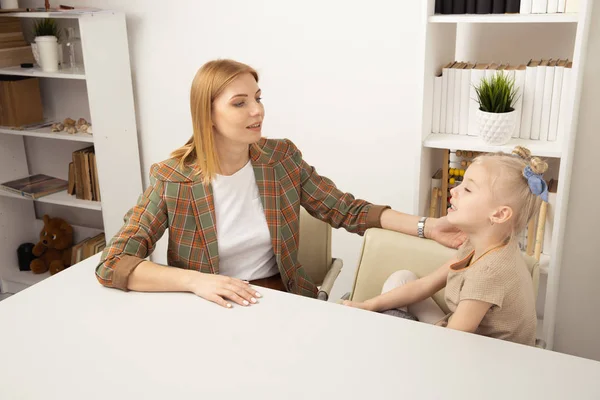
[466,0,477,13]
[539,59,557,141]
[476,0,493,13]
[532,0,549,13]
[548,59,567,141]
[446,62,457,134]
[530,59,549,140]
[506,0,522,12]
[68,162,76,195]
[453,0,467,13]
[459,63,473,135]
[512,64,527,138]
[452,62,465,135]
[432,75,442,133]
[520,59,539,139]
[556,62,572,142]
[0,174,68,199]
[492,0,506,13]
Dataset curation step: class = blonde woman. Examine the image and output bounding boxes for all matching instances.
[96,59,463,308]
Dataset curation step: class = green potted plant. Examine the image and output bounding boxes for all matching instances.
[474,72,519,145]
[31,18,62,72]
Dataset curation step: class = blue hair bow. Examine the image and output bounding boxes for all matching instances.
[523,166,548,202]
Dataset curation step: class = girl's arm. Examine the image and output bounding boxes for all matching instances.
[343,260,453,312]
[446,300,492,332]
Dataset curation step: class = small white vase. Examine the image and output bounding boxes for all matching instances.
[476,109,516,146]
[34,36,59,72]
[0,0,19,9]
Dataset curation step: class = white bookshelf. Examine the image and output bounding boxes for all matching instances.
[0,126,94,143]
[0,65,85,80]
[429,13,579,23]
[0,10,143,294]
[416,1,593,350]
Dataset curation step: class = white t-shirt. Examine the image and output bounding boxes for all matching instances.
[211,160,279,280]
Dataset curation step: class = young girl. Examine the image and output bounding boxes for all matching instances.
[344,146,547,346]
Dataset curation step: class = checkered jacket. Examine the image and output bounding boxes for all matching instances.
[95,138,386,297]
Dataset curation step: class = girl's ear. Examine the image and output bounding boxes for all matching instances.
[490,206,513,225]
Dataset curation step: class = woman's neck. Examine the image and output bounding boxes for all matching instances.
[468,229,510,262]
[214,136,250,176]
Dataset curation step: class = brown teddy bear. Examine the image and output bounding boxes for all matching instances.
[30,215,74,275]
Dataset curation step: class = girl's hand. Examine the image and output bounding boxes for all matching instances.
[342,300,374,311]
[426,216,466,249]
[187,273,261,308]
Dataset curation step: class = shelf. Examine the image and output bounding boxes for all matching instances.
[0,65,85,80]
[1,9,112,19]
[1,266,50,288]
[0,126,94,143]
[429,13,579,23]
[423,133,563,157]
[0,189,102,211]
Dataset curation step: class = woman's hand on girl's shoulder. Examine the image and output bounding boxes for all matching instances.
[187,273,262,309]
[426,217,466,249]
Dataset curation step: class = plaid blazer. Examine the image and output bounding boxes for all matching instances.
[96,138,387,298]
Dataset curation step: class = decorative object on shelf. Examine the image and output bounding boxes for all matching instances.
[0,0,19,9]
[44,0,49,11]
[474,72,519,145]
[31,18,62,72]
[17,242,36,271]
[64,27,82,71]
[0,174,68,199]
[30,214,73,275]
[0,76,44,127]
[50,117,92,134]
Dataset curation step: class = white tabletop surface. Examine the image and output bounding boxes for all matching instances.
[1,254,599,400]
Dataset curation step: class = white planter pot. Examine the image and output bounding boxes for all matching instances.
[476,109,516,146]
[33,36,59,72]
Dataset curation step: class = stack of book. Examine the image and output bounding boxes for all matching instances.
[434,0,579,14]
[69,146,100,202]
[431,59,573,142]
[71,233,106,265]
[0,174,68,199]
[0,17,34,68]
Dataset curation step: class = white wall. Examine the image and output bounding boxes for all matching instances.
[32,0,428,299]
[552,0,600,361]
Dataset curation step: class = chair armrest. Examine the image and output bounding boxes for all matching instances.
[317,258,343,301]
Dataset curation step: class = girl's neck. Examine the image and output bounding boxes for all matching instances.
[468,229,511,262]
[214,136,250,176]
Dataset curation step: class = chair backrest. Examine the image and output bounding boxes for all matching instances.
[351,228,540,314]
[297,207,332,286]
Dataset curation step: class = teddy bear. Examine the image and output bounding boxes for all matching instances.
[30,215,74,275]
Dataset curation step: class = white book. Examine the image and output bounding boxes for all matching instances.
[453,63,464,134]
[468,64,488,137]
[432,75,442,134]
[539,60,557,141]
[440,62,453,134]
[485,63,499,80]
[512,65,526,138]
[558,0,566,12]
[520,60,539,140]
[446,63,456,134]
[548,0,559,13]
[532,0,548,13]
[521,0,533,13]
[530,59,549,140]
[565,0,579,12]
[459,64,473,136]
[548,60,566,141]
[557,63,572,142]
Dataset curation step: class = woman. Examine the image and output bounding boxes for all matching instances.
[96,59,463,308]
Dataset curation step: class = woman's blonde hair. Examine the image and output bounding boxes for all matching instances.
[473,146,549,233]
[171,59,259,184]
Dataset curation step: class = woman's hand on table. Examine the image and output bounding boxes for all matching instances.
[187,273,262,308]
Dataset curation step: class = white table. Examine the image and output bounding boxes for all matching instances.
[1,255,599,399]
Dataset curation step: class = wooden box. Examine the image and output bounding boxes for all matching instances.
[0,76,44,127]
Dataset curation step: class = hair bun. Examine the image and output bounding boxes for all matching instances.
[530,156,549,175]
[512,146,531,160]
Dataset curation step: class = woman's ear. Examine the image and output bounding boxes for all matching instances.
[490,206,513,225]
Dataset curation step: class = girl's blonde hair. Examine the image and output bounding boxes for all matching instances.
[171,59,260,184]
[473,146,549,233]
